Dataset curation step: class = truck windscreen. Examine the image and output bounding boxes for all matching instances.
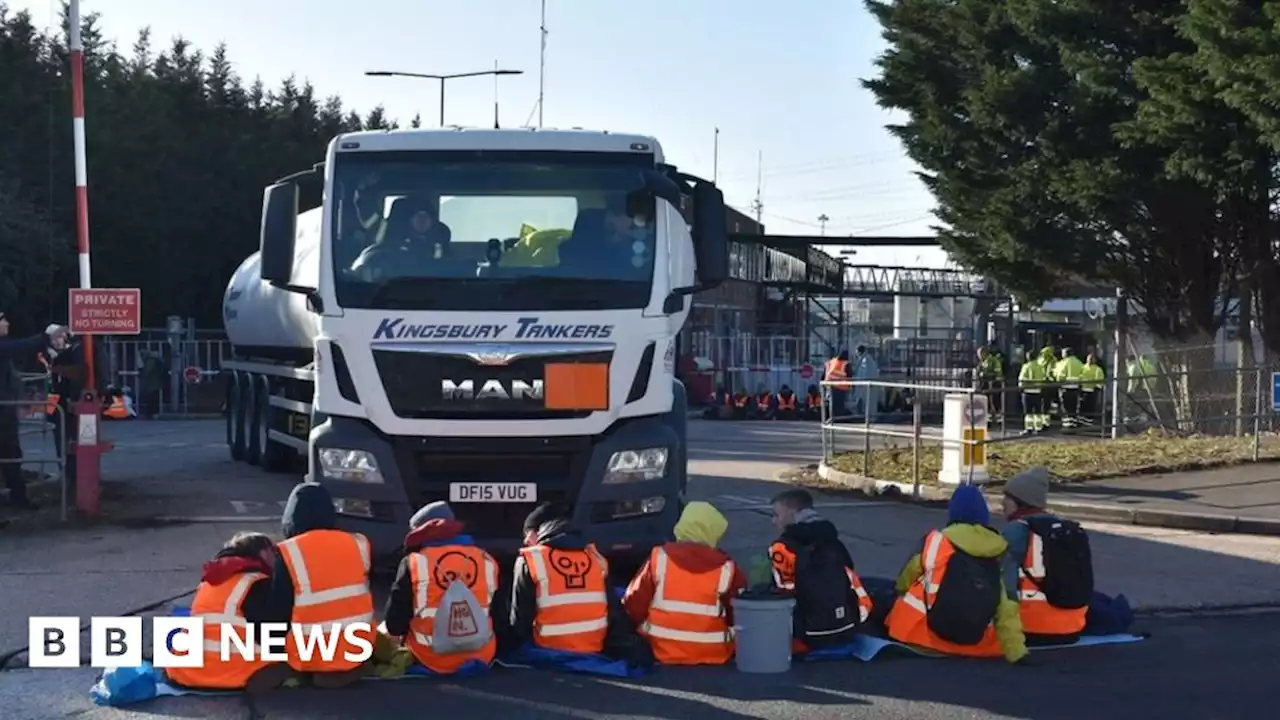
[331,150,658,311]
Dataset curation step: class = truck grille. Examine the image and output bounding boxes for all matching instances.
[372,348,612,420]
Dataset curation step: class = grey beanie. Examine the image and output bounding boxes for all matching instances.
[409,500,454,529]
[1004,466,1050,509]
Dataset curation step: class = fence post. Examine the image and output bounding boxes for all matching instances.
[912,399,922,499]
[821,383,830,464]
[862,382,873,477]
[1253,367,1262,463]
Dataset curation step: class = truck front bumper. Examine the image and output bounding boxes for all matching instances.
[307,414,683,565]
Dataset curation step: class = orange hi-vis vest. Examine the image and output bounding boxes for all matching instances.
[104,397,130,419]
[1017,527,1088,636]
[756,393,772,411]
[769,541,873,624]
[825,358,849,381]
[405,545,500,673]
[733,394,749,408]
[777,393,797,411]
[884,530,1003,657]
[807,392,822,408]
[277,530,375,672]
[520,544,610,654]
[165,571,271,690]
[637,546,736,666]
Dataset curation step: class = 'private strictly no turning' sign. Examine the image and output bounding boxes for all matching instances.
[68,288,141,335]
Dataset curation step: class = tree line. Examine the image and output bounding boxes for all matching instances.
[0,4,419,332]
[865,0,1280,369]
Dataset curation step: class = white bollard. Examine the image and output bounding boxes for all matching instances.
[938,393,991,485]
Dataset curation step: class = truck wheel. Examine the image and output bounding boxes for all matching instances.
[228,372,246,462]
[258,374,292,473]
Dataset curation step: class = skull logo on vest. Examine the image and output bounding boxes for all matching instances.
[434,551,480,588]
[550,550,593,589]
[771,548,794,584]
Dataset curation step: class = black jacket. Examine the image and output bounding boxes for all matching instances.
[506,519,638,659]
[265,483,345,625]
[382,520,479,638]
[774,514,857,574]
[0,333,49,403]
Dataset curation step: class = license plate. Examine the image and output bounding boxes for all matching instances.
[449,483,537,503]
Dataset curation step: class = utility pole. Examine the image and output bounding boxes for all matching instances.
[818,214,829,236]
[713,127,719,183]
[750,150,763,227]
[493,59,501,128]
[538,0,547,128]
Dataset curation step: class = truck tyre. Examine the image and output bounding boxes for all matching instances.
[227,372,246,462]
[257,374,292,473]
[245,375,263,466]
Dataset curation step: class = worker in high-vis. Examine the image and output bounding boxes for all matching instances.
[1052,347,1086,428]
[774,385,800,420]
[883,485,1028,663]
[824,349,850,420]
[1018,349,1050,434]
[623,501,747,665]
[1000,468,1094,645]
[509,502,627,655]
[166,532,295,693]
[267,482,376,687]
[381,501,500,674]
[753,385,775,420]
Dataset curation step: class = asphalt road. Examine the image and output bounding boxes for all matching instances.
[1,612,1273,719]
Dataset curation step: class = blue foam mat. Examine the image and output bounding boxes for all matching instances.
[801,633,1146,662]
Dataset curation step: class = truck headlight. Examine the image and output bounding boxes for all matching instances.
[318,448,384,484]
[603,448,668,484]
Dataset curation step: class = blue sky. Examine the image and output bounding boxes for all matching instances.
[14,0,949,267]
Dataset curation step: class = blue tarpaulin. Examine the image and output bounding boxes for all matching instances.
[800,633,1146,663]
[497,644,652,678]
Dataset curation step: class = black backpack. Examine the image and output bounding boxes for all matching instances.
[791,541,859,647]
[1024,517,1094,609]
[925,538,1002,646]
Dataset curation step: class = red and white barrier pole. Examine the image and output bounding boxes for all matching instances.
[69,0,103,517]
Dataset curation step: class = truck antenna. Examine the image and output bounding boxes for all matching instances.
[538,0,547,127]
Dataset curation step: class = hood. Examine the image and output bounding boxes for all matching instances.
[941,523,1008,558]
[281,483,337,538]
[404,518,471,551]
[673,501,728,547]
[663,541,737,573]
[534,518,589,550]
[780,511,841,545]
[202,551,271,586]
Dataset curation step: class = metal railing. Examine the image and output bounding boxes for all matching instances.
[2,397,68,521]
[101,338,232,415]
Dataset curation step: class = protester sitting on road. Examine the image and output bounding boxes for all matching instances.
[623,501,746,665]
[166,532,296,693]
[704,385,733,420]
[804,384,823,420]
[884,485,1028,663]
[382,501,501,674]
[774,385,800,420]
[509,502,632,657]
[1001,467,1093,645]
[267,483,376,687]
[730,389,750,420]
[768,489,873,653]
[753,386,775,420]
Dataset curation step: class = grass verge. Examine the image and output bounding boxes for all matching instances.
[828,431,1280,485]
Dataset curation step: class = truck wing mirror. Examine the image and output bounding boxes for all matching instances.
[691,182,728,287]
[642,170,682,208]
[260,182,301,288]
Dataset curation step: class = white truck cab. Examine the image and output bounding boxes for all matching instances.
[223,127,728,565]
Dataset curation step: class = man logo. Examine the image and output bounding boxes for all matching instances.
[441,379,544,401]
[467,351,519,366]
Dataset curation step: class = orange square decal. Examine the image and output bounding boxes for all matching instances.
[544,363,610,411]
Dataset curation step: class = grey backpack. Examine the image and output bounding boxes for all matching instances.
[429,580,491,654]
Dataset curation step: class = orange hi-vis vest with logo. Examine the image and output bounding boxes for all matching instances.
[769,541,873,624]
[165,571,272,690]
[637,546,737,666]
[777,393,797,411]
[520,544,610,654]
[1017,526,1088,636]
[884,530,1003,657]
[825,358,849,381]
[277,530,375,672]
[405,545,500,674]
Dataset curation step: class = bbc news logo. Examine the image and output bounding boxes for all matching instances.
[28,617,375,668]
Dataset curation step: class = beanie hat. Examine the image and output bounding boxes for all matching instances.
[947,484,990,526]
[1004,466,1050,509]
[409,501,454,529]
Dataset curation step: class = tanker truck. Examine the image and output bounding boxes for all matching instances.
[220,127,729,566]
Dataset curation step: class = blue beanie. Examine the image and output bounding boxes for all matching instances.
[948,485,990,526]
